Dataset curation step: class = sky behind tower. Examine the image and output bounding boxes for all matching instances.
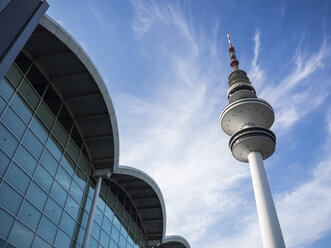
[47,0,331,247]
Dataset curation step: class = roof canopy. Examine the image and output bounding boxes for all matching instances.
[22,15,189,248]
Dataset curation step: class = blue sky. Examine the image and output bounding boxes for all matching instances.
[47,0,331,247]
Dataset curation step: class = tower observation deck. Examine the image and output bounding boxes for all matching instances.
[220,33,286,248]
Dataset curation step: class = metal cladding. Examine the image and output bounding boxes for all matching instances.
[220,34,276,162]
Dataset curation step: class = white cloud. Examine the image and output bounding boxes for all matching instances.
[114,1,331,247]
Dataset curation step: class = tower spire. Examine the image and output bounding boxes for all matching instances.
[227,32,239,70]
[220,33,286,248]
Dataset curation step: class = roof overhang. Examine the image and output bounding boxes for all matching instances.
[24,15,189,247]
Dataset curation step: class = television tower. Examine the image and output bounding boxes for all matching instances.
[220,33,286,248]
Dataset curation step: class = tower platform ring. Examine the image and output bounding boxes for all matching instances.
[229,127,276,162]
[220,98,275,136]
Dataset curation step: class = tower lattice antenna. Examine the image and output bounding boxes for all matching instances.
[226,32,239,70]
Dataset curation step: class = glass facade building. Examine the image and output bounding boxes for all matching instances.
[0,59,147,247]
[0,6,190,248]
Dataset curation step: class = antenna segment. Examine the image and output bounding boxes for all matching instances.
[227,32,239,70]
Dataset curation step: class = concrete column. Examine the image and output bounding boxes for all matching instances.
[248,152,286,248]
[82,176,102,248]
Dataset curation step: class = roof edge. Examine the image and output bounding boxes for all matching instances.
[114,164,167,242]
[163,235,191,248]
[39,14,120,168]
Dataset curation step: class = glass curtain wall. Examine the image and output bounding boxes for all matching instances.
[0,55,147,248]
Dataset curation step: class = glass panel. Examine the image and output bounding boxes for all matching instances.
[1,106,26,139]
[69,179,83,204]
[100,183,108,200]
[46,136,63,161]
[120,225,128,239]
[119,234,127,248]
[41,149,59,175]
[100,230,110,248]
[56,166,71,191]
[0,207,15,239]
[32,236,52,248]
[37,102,55,130]
[50,180,67,206]
[80,210,89,228]
[78,156,90,176]
[105,206,114,223]
[26,181,48,211]
[61,152,76,176]
[0,78,15,102]
[87,181,95,198]
[43,86,62,116]
[129,219,135,233]
[110,239,118,248]
[102,216,112,233]
[10,93,33,123]
[6,64,23,87]
[18,200,41,229]
[74,167,87,189]
[66,139,80,162]
[97,196,106,212]
[95,207,103,226]
[113,216,121,232]
[107,192,116,209]
[45,198,62,224]
[122,212,129,228]
[34,165,53,192]
[0,182,23,215]
[18,79,39,109]
[0,148,10,177]
[91,221,101,240]
[38,216,57,243]
[14,145,38,176]
[15,53,32,75]
[0,123,19,157]
[8,221,34,248]
[30,116,49,144]
[60,211,76,236]
[65,196,80,220]
[89,237,98,248]
[26,64,48,96]
[84,196,92,213]
[0,96,7,116]
[5,162,30,194]
[22,130,43,159]
[55,229,71,248]
[77,226,86,245]
[115,203,123,217]
[53,121,68,147]
[111,227,120,243]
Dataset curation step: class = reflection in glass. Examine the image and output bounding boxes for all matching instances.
[2,106,26,139]
[18,200,42,229]
[9,221,34,247]
[5,162,30,194]
[14,145,38,176]
[0,182,23,215]
[0,123,19,157]
[0,208,15,239]
[38,216,57,243]
[27,181,48,210]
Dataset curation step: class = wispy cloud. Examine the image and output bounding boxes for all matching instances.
[250,30,329,131]
[115,1,331,247]
[249,29,265,90]
[88,1,116,35]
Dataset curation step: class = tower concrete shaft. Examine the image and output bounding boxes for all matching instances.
[220,33,285,248]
